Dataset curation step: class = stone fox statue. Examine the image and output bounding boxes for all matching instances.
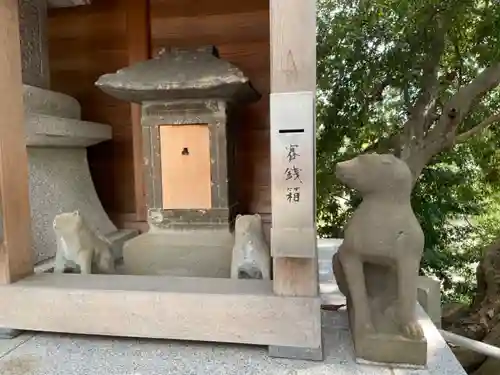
[332,153,425,340]
[231,214,271,280]
[53,211,115,274]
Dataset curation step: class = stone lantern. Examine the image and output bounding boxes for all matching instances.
[15,0,136,266]
[96,46,260,276]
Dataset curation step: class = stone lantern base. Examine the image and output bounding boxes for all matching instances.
[24,85,138,264]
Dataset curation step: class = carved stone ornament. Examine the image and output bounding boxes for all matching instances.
[332,153,427,366]
[95,46,261,104]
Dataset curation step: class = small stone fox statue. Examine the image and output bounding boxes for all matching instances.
[332,153,425,342]
[53,211,115,274]
[231,214,271,280]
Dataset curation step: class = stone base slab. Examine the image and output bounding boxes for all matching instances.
[0,274,321,350]
[354,332,427,367]
[0,329,23,339]
[0,307,466,374]
[347,296,427,367]
[268,344,324,361]
[122,230,234,277]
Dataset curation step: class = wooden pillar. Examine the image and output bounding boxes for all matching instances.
[268,0,322,361]
[270,0,318,297]
[0,0,34,284]
[126,0,150,222]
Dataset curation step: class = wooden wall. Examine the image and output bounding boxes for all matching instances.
[150,0,271,217]
[48,0,135,218]
[47,0,271,230]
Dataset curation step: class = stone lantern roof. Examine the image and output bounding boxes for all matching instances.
[95,46,261,104]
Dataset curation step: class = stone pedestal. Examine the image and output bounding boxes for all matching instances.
[24,85,137,264]
[121,230,234,277]
[14,0,135,265]
[96,46,260,277]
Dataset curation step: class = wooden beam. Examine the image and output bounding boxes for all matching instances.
[0,274,321,349]
[270,0,318,296]
[270,0,316,93]
[126,0,150,222]
[273,258,318,297]
[269,0,320,359]
[0,0,34,284]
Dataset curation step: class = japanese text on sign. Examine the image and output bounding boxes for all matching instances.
[284,144,303,203]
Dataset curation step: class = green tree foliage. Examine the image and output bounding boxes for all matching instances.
[316,0,500,299]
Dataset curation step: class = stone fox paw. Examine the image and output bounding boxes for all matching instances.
[401,320,424,340]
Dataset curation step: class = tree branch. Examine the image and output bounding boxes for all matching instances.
[399,17,447,164]
[456,113,500,143]
[405,16,446,142]
[367,77,391,102]
[423,62,500,160]
[362,133,402,155]
[423,99,440,132]
[360,25,445,160]
[453,40,464,88]
[360,77,392,114]
[435,63,500,132]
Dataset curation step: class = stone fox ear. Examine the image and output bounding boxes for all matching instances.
[236,214,242,220]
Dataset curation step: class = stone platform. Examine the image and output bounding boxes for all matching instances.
[0,240,466,375]
[0,294,465,375]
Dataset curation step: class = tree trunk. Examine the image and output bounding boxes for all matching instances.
[442,237,500,373]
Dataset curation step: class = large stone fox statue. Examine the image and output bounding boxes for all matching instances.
[332,153,426,365]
